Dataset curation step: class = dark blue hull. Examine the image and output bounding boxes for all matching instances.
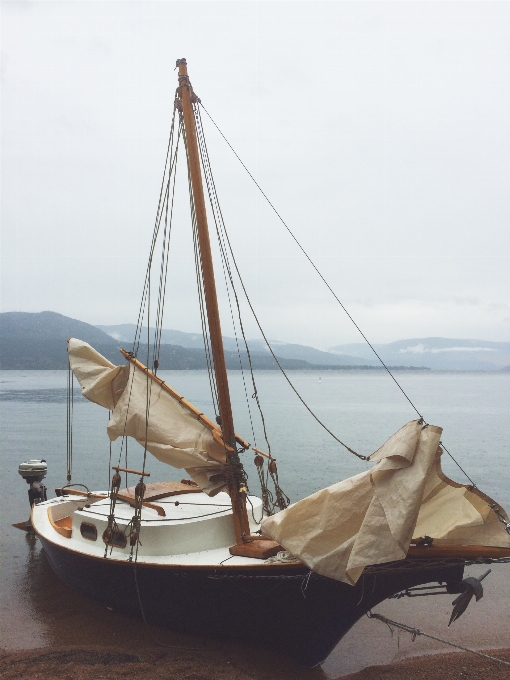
[39,536,464,666]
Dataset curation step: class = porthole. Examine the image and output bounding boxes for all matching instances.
[80,522,98,541]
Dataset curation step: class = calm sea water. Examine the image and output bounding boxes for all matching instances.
[1,369,509,677]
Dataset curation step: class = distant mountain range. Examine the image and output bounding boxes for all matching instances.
[96,324,378,367]
[98,323,510,371]
[329,338,510,371]
[0,312,118,370]
[0,312,384,371]
[1,312,507,371]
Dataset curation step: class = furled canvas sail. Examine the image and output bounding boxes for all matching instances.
[68,339,228,495]
[261,420,510,585]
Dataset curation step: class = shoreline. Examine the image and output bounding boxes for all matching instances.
[1,646,509,680]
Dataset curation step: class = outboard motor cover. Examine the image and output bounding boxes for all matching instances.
[18,459,47,482]
[18,459,48,507]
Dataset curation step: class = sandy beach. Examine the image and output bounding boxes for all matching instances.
[1,646,509,680]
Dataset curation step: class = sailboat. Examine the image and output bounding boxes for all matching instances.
[23,59,510,667]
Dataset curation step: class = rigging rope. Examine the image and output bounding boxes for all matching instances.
[103,471,122,558]
[196,106,367,461]
[367,611,510,668]
[111,103,182,561]
[194,105,366,461]
[439,440,477,489]
[200,104,423,421]
[194,106,262,468]
[181,114,220,415]
[66,353,74,483]
[132,106,180,359]
[195,106,271,451]
[195,106,259,450]
[153,125,182,371]
[197,104,505,487]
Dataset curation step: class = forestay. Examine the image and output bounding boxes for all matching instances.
[68,339,228,495]
[261,420,510,585]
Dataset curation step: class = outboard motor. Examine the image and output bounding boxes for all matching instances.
[18,459,48,508]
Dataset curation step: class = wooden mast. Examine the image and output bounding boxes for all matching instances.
[176,58,250,543]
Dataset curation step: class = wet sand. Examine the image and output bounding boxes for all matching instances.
[1,646,509,680]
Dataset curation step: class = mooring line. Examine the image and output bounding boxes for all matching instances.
[368,611,510,668]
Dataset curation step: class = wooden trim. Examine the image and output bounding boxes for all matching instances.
[47,508,72,539]
[123,481,202,501]
[230,540,282,560]
[60,487,166,517]
[251,447,275,461]
[112,466,150,477]
[408,544,510,559]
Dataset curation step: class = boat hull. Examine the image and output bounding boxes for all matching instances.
[39,535,464,666]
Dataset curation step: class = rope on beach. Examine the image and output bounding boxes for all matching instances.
[367,611,510,668]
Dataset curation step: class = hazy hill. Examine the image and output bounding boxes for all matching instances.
[0,312,119,369]
[330,337,510,371]
[97,324,377,367]
[2,312,379,370]
[246,340,379,367]
[100,323,509,370]
[2,311,117,345]
[96,324,213,349]
[5,312,499,371]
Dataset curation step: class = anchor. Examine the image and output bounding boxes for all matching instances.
[448,569,491,626]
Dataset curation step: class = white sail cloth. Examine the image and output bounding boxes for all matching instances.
[261,420,510,585]
[68,339,228,495]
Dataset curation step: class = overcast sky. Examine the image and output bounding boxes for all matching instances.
[2,1,509,348]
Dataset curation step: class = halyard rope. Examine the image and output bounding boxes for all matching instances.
[195,105,259,450]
